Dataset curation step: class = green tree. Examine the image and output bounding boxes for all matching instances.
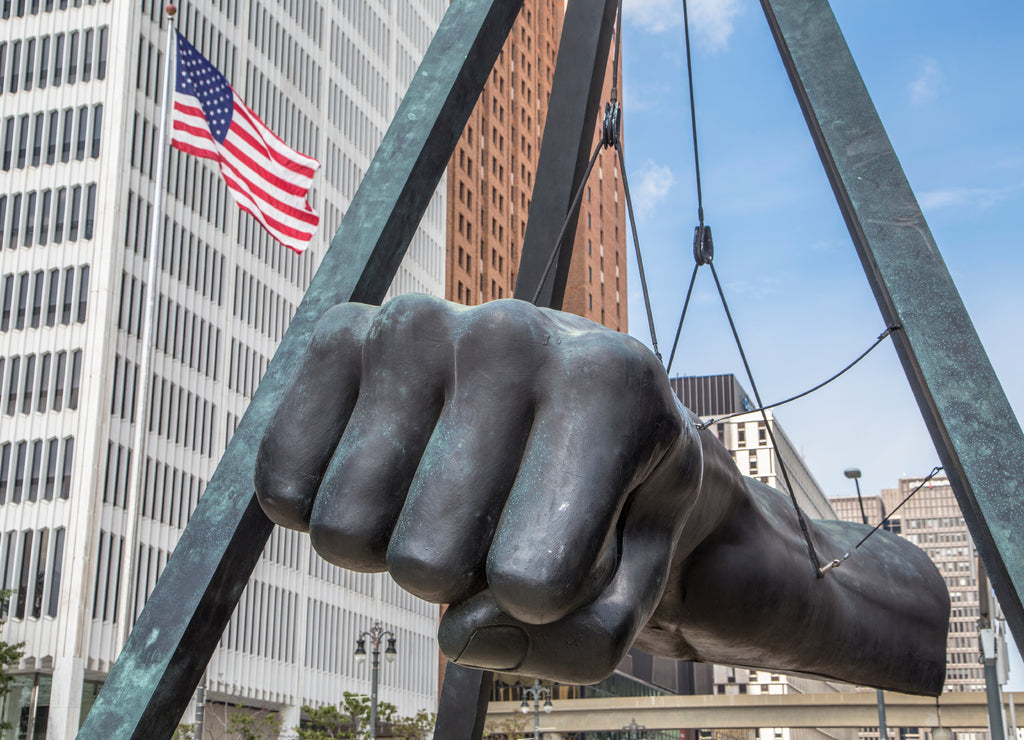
[388,707,435,739]
[296,693,434,740]
[225,707,281,740]
[0,591,26,732]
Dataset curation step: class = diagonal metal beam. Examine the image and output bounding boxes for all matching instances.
[77,2,523,737]
[512,0,618,306]
[760,0,1024,645]
[436,2,620,736]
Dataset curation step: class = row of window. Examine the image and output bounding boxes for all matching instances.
[160,218,227,306]
[165,148,232,231]
[233,267,293,342]
[140,456,206,527]
[228,339,267,400]
[221,578,298,662]
[301,601,435,695]
[1,266,90,332]
[242,63,320,168]
[104,444,207,528]
[134,35,163,103]
[250,1,321,106]
[0,527,65,623]
[323,137,363,194]
[91,530,123,623]
[128,111,160,183]
[395,1,434,53]
[236,210,315,291]
[116,271,145,337]
[154,295,222,381]
[147,376,217,456]
[109,355,138,423]
[126,125,233,237]
[1,104,102,171]
[123,189,152,256]
[0,437,74,505]
[329,21,386,116]
[173,3,237,81]
[1,350,82,416]
[0,184,98,250]
[262,526,302,569]
[0,28,109,94]
[2,0,106,19]
[325,81,380,163]
[101,442,131,509]
[336,0,386,57]
[129,542,167,626]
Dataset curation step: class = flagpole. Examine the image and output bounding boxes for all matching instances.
[115,2,178,648]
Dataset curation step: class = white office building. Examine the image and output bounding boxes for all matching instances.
[0,0,447,736]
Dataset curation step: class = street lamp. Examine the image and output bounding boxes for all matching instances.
[623,717,648,739]
[355,621,397,740]
[519,679,553,740]
[844,467,888,740]
[843,467,868,525]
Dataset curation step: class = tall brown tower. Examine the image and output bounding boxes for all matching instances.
[446,1,628,332]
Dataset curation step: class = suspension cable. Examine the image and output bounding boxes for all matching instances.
[696,325,901,429]
[615,138,662,360]
[610,0,623,104]
[529,142,605,306]
[532,1,664,359]
[666,264,700,374]
[682,0,705,228]
[819,467,945,577]
[708,262,822,574]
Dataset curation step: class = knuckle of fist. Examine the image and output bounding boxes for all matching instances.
[568,332,659,388]
[370,293,448,343]
[309,303,367,351]
[459,300,544,353]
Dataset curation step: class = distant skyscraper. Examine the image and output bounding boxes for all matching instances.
[671,374,835,519]
[445,0,627,331]
[0,0,448,735]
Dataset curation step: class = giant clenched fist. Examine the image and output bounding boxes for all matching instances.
[256,295,949,693]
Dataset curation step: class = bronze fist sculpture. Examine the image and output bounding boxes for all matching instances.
[255,295,948,694]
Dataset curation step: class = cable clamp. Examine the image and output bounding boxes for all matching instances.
[880,324,901,340]
[602,102,621,149]
[818,559,841,577]
[693,224,713,265]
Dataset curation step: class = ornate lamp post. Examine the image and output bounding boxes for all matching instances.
[623,718,647,739]
[518,679,553,740]
[354,621,397,740]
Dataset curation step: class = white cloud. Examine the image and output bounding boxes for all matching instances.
[633,160,676,218]
[918,185,1014,211]
[909,59,940,106]
[624,0,742,51]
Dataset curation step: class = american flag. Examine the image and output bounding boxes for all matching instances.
[170,31,319,253]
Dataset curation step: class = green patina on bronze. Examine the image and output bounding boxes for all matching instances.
[760,0,1024,641]
[76,2,524,738]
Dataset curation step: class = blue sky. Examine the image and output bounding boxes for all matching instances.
[618,0,1024,689]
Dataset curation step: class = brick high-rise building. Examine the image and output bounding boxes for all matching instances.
[445,0,628,332]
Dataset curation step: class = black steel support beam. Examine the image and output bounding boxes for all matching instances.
[760,0,1024,644]
[434,663,495,740]
[76,2,523,737]
[512,0,618,306]
[435,3,620,736]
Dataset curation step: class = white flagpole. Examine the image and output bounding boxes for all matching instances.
[115,2,179,648]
